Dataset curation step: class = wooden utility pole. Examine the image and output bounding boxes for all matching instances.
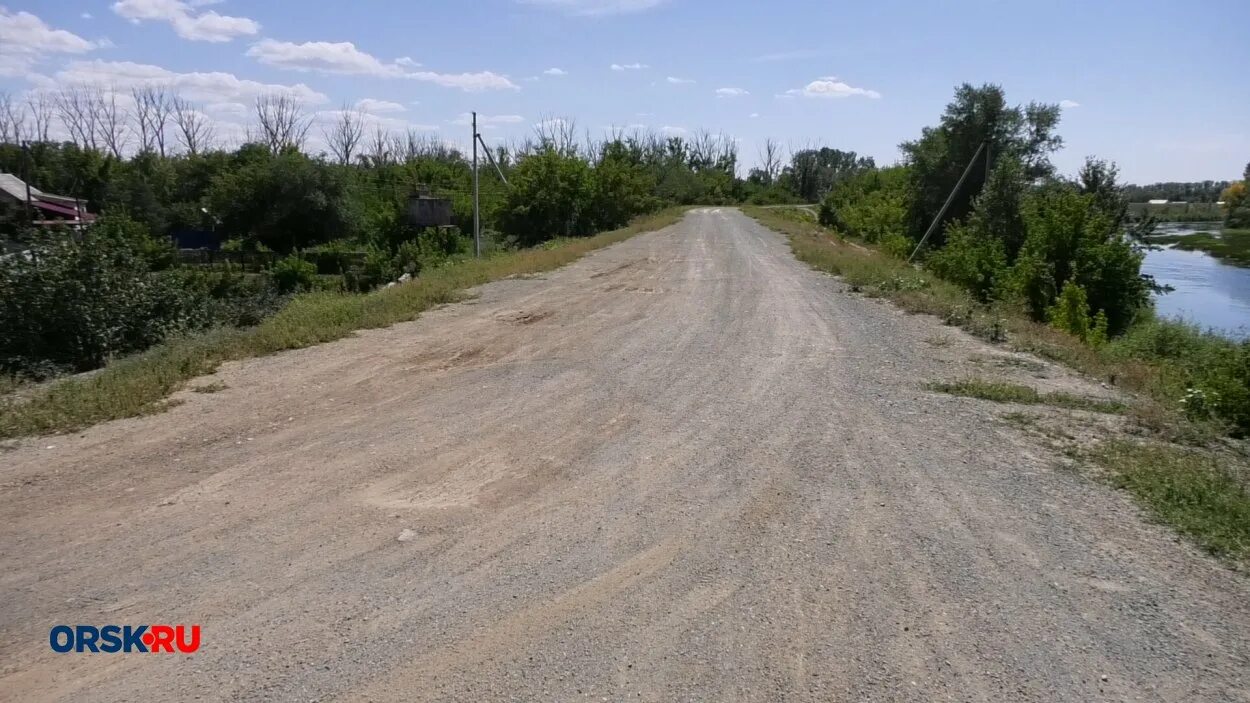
[21,141,33,227]
[472,111,480,258]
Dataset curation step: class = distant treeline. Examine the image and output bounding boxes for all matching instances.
[1120,181,1231,203]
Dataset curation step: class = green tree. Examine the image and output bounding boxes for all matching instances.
[499,147,592,246]
[588,140,657,231]
[901,84,1062,248]
[208,148,355,252]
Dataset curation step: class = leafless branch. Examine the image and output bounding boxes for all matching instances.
[98,87,130,158]
[254,92,312,154]
[171,94,215,155]
[322,104,365,165]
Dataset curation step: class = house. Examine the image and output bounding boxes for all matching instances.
[0,173,95,230]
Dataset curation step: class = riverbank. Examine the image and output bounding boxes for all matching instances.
[1155,228,1250,267]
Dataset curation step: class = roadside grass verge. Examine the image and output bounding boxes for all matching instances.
[926,378,1126,414]
[0,208,685,439]
[743,205,1220,441]
[745,205,1250,564]
[1094,441,1250,560]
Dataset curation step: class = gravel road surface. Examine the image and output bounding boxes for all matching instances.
[2,208,1248,701]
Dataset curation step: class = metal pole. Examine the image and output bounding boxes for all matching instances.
[472,111,480,258]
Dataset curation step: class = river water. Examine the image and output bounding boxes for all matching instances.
[1141,223,1250,339]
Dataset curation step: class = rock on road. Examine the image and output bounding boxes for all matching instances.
[2,208,1248,702]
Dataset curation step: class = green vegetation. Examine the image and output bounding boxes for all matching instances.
[1,111,754,385]
[1221,164,1250,228]
[1121,181,1231,205]
[0,208,684,438]
[1094,442,1250,559]
[926,378,1126,414]
[1153,228,1250,267]
[1127,201,1224,223]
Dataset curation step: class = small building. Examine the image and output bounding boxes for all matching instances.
[405,192,452,228]
[0,173,95,229]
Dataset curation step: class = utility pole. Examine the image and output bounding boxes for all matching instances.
[21,141,33,227]
[472,111,480,258]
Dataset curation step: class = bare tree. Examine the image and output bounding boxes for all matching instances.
[758,138,782,185]
[388,130,413,163]
[27,92,52,142]
[366,124,392,165]
[131,85,173,156]
[97,87,130,158]
[688,129,718,171]
[171,94,215,155]
[132,86,156,152]
[254,93,311,154]
[530,116,578,157]
[56,87,101,150]
[0,91,23,144]
[323,104,365,165]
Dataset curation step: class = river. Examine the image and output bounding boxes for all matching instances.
[1142,223,1250,339]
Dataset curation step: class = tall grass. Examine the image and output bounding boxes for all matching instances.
[0,208,685,439]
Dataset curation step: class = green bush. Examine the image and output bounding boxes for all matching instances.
[500,148,593,246]
[818,166,910,243]
[0,231,209,377]
[269,255,318,294]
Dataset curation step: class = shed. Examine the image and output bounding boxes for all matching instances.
[406,194,453,228]
[0,173,95,227]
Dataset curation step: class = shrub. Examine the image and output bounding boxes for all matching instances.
[269,255,318,294]
[0,232,209,377]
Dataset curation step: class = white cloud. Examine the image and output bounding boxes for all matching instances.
[543,67,567,76]
[781,76,881,100]
[246,39,519,92]
[355,98,406,113]
[111,0,259,42]
[81,12,94,19]
[666,76,694,85]
[450,113,525,126]
[749,112,760,118]
[1060,99,1080,109]
[205,101,248,117]
[408,69,518,92]
[518,0,668,16]
[54,59,329,105]
[0,8,100,76]
[716,87,748,97]
[610,62,647,71]
[661,125,686,135]
[247,39,407,76]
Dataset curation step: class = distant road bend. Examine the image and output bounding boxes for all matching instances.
[2,208,1248,701]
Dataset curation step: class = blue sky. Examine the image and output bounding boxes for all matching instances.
[2,0,1247,182]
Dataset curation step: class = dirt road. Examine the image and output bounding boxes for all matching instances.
[2,209,1248,701]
